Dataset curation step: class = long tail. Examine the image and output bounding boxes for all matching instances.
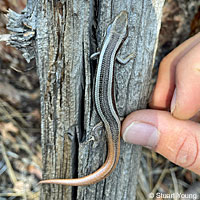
[39,135,119,186]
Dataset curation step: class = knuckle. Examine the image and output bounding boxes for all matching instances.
[175,129,199,168]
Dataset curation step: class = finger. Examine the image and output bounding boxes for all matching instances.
[121,110,200,175]
[172,42,200,119]
[150,32,200,110]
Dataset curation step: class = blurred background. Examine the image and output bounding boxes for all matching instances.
[0,0,41,199]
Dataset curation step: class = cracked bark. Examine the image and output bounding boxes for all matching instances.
[4,0,165,199]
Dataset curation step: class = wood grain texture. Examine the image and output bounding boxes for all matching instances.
[5,0,165,199]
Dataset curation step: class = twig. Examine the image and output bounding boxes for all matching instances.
[150,161,169,195]
[0,140,17,184]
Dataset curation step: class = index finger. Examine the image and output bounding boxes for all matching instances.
[150,33,200,111]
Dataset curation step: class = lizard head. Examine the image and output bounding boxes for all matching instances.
[107,11,128,39]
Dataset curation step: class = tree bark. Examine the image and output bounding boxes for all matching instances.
[4,0,165,199]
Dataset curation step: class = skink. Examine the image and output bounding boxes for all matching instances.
[39,10,133,186]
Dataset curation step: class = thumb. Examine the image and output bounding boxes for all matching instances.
[121,110,200,175]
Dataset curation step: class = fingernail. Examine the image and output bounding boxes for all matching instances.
[171,89,176,114]
[122,122,159,149]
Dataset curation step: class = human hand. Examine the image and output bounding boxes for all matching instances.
[122,32,200,175]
